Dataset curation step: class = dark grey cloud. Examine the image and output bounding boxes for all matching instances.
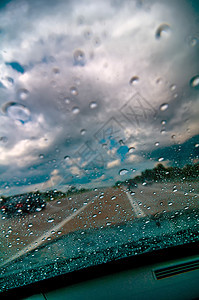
[0,0,198,195]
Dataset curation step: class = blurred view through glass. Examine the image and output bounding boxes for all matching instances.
[0,0,198,292]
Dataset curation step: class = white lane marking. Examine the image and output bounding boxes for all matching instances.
[0,200,93,268]
[126,192,146,218]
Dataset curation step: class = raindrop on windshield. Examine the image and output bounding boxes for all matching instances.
[158,157,164,162]
[190,75,199,88]
[6,76,14,86]
[119,169,129,176]
[70,86,78,96]
[64,97,70,104]
[64,155,70,161]
[89,102,98,109]
[160,103,169,111]
[0,136,8,143]
[128,147,135,153]
[47,218,55,223]
[52,67,60,75]
[80,129,86,135]
[170,84,176,91]
[73,49,85,65]
[18,88,29,100]
[2,102,31,123]
[72,106,80,114]
[129,76,139,86]
[155,24,171,39]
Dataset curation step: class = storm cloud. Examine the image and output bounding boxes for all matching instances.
[0,0,198,195]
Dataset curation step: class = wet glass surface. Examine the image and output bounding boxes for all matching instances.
[0,0,199,292]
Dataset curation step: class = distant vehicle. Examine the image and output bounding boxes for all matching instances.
[0,193,46,216]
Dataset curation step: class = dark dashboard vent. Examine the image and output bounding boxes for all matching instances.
[154,259,199,280]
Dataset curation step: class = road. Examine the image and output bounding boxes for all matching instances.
[0,181,198,268]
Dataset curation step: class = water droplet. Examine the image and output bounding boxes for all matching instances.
[128,147,135,153]
[160,129,166,134]
[168,202,173,206]
[72,106,80,114]
[89,102,98,109]
[73,49,85,66]
[158,157,164,162]
[80,129,86,135]
[39,154,44,159]
[64,97,70,104]
[64,155,70,161]
[84,29,92,39]
[28,223,33,228]
[129,76,139,86]
[2,102,31,123]
[6,76,14,86]
[47,218,55,223]
[70,86,78,96]
[156,78,163,85]
[174,93,178,98]
[195,144,199,148]
[170,84,176,91]
[36,207,42,212]
[186,35,198,47]
[0,136,8,143]
[155,24,171,39]
[93,37,101,47]
[52,67,60,75]
[161,120,166,125]
[155,142,159,146]
[92,214,97,218]
[18,88,29,100]
[190,75,199,88]
[111,196,116,200]
[171,135,176,139]
[119,169,129,176]
[160,103,169,111]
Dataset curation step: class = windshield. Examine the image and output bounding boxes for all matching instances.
[0,0,199,293]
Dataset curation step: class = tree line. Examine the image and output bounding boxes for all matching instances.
[115,163,199,187]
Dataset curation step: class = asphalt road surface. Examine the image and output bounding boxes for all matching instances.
[0,182,198,268]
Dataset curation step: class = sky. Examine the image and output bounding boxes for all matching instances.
[0,0,198,196]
